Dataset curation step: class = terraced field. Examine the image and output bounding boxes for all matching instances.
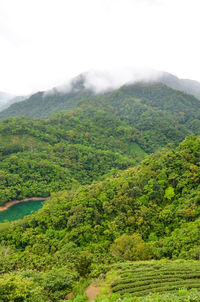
[111,262,200,297]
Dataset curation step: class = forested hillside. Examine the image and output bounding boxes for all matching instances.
[1,81,200,124]
[1,82,200,300]
[3,135,200,260]
[2,71,200,119]
[1,136,200,300]
[0,109,146,205]
[1,83,200,205]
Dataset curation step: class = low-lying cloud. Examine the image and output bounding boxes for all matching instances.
[83,68,163,93]
[51,67,164,95]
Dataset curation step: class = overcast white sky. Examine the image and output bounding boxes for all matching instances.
[0,0,200,94]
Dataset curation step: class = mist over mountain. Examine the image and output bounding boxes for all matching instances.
[44,69,200,99]
[1,69,200,120]
[0,92,28,112]
[159,72,200,100]
[0,91,15,109]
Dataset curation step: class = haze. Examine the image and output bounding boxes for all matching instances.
[0,0,200,94]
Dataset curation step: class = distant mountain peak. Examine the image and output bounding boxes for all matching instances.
[1,68,200,119]
[46,68,200,99]
[48,68,164,96]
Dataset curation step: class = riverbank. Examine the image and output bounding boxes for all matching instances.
[0,197,48,212]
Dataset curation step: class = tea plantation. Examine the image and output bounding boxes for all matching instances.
[92,262,200,302]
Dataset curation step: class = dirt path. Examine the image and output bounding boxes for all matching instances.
[85,285,101,302]
[0,197,48,212]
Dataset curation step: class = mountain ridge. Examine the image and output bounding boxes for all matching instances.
[1,70,200,119]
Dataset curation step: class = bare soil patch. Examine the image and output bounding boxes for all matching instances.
[85,285,101,302]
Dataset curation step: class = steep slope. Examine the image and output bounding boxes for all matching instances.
[0,108,146,205]
[1,136,200,266]
[1,136,200,300]
[0,91,28,112]
[159,71,200,100]
[0,89,92,119]
[0,95,28,111]
[1,83,200,152]
[77,83,200,152]
[0,74,91,119]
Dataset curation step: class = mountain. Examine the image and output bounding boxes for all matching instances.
[0,82,200,203]
[0,91,28,112]
[5,134,199,259]
[0,91,15,110]
[0,108,146,205]
[159,71,200,100]
[1,135,200,300]
[1,70,200,119]
[1,72,200,300]
[0,74,92,119]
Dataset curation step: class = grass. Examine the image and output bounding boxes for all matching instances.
[67,279,91,302]
[100,270,119,296]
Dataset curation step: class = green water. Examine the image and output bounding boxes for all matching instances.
[0,200,44,222]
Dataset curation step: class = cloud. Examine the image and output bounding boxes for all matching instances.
[82,68,163,93]
[43,81,73,97]
[134,0,162,4]
[52,67,164,95]
[0,0,200,94]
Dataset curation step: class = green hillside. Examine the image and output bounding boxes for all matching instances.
[0,83,200,205]
[1,83,200,153]
[2,72,200,119]
[1,136,200,300]
[0,108,146,205]
[1,83,200,300]
[2,135,200,259]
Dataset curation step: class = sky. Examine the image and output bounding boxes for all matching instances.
[0,0,200,95]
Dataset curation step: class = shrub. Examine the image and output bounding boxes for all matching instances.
[110,233,150,261]
[0,273,46,302]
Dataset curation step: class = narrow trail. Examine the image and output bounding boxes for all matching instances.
[85,285,101,302]
[0,197,48,212]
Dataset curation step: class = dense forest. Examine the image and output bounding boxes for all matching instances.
[0,108,145,205]
[1,83,200,204]
[1,135,200,300]
[1,82,200,300]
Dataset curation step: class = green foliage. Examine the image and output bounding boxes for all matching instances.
[110,234,150,261]
[1,83,200,206]
[164,187,175,201]
[0,268,77,302]
[2,136,200,265]
[1,82,200,154]
[0,109,145,206]
[0,273,46,302]
[1,83,200,300]
[74,252,93,277]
